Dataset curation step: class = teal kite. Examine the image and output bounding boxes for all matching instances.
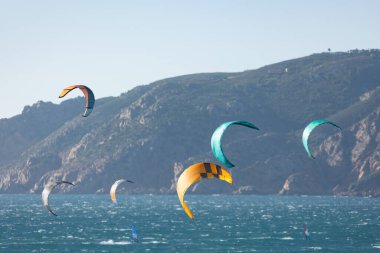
[302,119,341,159]
[211,121,259,168]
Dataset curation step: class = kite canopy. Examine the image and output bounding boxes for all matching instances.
[302,119,341,159]
[176,162,233,219]
[110,179,134,204]
[59,85,95,117]
[211,121,259,168]
[41,180,75,216]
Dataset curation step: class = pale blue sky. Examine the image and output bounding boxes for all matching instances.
[0,0,379,118]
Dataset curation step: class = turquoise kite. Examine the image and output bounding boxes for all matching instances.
[211,121,259,168]
[302,119,341,159]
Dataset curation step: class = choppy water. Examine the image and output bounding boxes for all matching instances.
[1,195,380,252]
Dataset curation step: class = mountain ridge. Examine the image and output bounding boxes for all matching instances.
[1,49,380,196]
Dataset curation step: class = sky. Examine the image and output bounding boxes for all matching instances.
[0,0,379,118]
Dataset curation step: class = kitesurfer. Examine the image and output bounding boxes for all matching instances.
[131,225,138,243]
[304,225,310,240]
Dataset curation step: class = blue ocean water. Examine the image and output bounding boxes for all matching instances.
[0,195,380,252]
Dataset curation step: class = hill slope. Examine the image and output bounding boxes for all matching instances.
[1,50,380,195]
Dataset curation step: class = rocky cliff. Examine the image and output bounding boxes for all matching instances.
[0,50,380,195]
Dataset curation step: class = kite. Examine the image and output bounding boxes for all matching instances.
[211,121,259,168]
[110,179,134,204]
[41,180,75,216]
[302,119,341,158]
[59,85,95,117]
[176,162,233,219]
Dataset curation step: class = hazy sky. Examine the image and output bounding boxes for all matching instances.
[0,0,379,118]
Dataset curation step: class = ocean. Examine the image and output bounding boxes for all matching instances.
[0,195,379,252]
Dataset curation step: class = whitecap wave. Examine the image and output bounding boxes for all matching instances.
[99,239,132,245]
[307,247,322,250]
[280,237,294,240]
[142,241,168,244]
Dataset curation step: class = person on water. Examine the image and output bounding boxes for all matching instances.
[304,224,310,240]
[131,225,139,243]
